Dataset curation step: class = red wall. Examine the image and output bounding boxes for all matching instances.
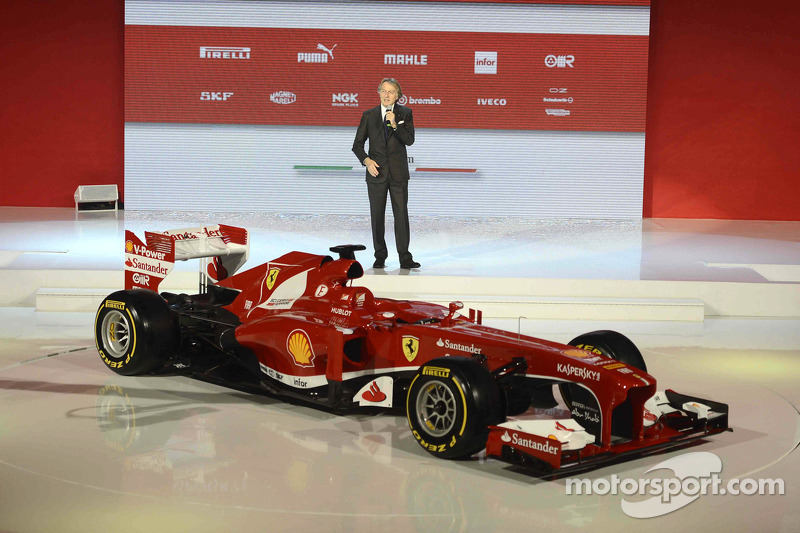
[1,0,798,220]
[643,0,800,219]
[0,0,124,207]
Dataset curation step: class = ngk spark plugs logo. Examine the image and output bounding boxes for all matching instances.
[199,46,250,60]
[545,54,575,68]
[201,92,233,101]
[384,54,427,65]
[474,51,497,74]
[270,91,296,104]
[332,93,359,107]
[298,43,337,63]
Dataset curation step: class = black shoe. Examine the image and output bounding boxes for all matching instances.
[373,260,386,269]
[400,260,421,269]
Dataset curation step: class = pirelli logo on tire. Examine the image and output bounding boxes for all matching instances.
[422,366,450,378]
[105,300,126,310]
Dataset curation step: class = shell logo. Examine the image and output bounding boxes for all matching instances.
[287,329,315,367]
[125,240,134,253]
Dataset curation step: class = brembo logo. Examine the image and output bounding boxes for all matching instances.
[200,46,250,59]
[557,363,600,381]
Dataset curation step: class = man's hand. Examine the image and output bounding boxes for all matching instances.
[385,110,396,128]
[365,157,380,177]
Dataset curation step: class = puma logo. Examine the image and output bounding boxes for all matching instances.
[316,43,337,59]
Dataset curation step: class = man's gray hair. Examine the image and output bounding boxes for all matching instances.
[377,78,403,98]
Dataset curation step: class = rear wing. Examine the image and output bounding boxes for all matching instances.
[124,224,249,293]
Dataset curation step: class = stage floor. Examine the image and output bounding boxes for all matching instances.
[0,208,798,532]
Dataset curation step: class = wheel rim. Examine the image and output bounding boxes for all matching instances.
[416,380,457,437]
[101,309,131,358]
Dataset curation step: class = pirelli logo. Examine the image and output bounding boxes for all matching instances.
[422,366,450,378]
[105,300,125,310]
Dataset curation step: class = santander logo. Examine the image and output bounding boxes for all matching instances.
[362,380,387,403]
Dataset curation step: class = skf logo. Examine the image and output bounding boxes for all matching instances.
[200,46,250,59]
[332,93,359,107]
[287,329,315,367]
[201,92,233,101]
[384,54,428,65]
[474,51,497,74]
[265,267,280,290]
[545,54,575,68]
[199,46,250,59]
[402,336,419,362]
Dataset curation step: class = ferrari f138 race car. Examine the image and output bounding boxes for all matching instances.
[95,224,729,474]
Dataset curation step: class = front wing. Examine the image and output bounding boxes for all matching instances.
[486,389,730,475]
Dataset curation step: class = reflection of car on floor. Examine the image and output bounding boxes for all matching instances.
[94,224,729,474]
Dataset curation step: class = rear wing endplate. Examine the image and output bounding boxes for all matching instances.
[124,224,249,293]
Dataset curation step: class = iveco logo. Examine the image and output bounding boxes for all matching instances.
[477,98,506,106]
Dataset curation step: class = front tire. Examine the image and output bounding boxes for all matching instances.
[407,357,504,460]
[95,289,178,376]
[560,330,647,439]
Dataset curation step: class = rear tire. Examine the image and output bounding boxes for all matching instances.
[407,357,504,460]
[95,289,179,376]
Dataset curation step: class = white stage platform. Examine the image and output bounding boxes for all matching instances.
[2,208,800,322]
[1,207,798,532]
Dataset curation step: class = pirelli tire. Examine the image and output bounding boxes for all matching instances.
[95,289,179,376]
[407,357,504,460]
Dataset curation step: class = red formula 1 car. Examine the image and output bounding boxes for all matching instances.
[94,225,729,474]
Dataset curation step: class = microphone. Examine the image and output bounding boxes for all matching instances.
[384,108,393,127]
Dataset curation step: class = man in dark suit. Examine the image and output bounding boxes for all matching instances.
[352,78,420,270]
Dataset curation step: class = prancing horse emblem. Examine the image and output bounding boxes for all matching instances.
[266,267,280,290]
[402,336,419,362]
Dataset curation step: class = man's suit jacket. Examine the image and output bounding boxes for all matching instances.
[352,104,415,183]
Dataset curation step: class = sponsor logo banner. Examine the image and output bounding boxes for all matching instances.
[127,27,648,132]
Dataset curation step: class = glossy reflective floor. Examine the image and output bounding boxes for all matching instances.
[1,208,799,532]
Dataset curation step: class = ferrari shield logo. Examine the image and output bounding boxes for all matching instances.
[265,267,280,290]
[402,336,419,362]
